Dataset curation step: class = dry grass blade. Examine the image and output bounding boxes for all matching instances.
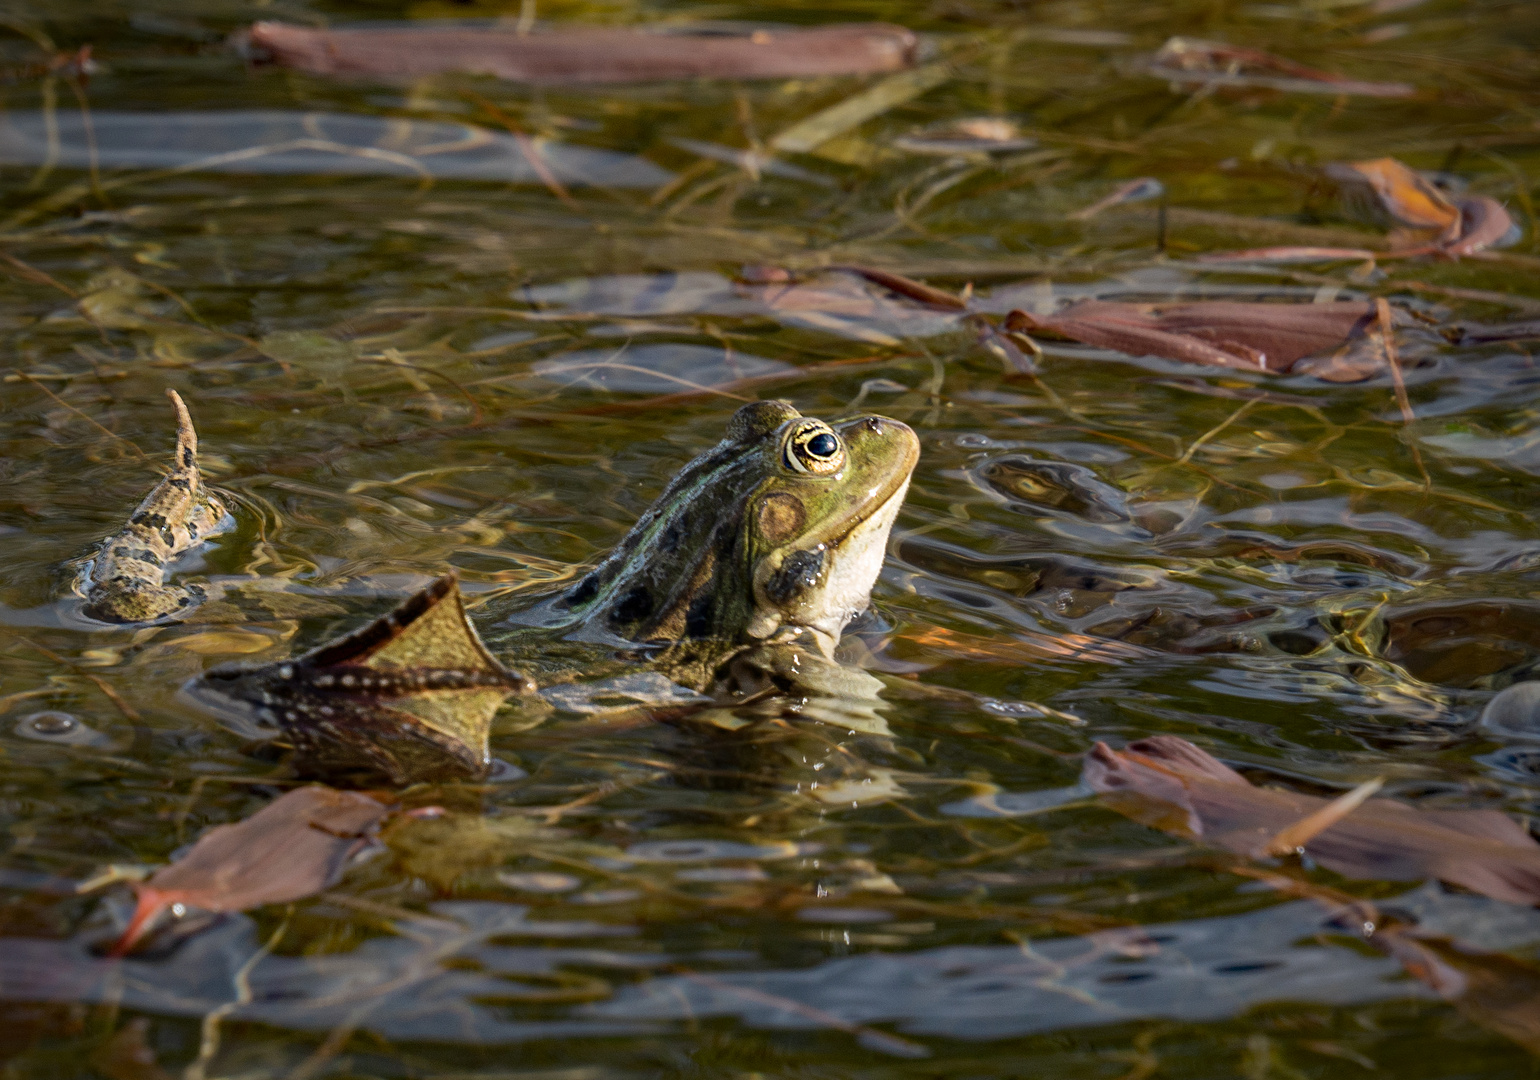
[1376,297,1415,424]
[1265,777,1383,856]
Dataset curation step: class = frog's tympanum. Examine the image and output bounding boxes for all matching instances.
[187,573,535,784]
[77,389,230,623]
[185,400,918,784]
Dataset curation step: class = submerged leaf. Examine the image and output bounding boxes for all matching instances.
[245,21,917,84]
[114,786,389,953]
[186,574,535,784]
[1085,736,1540,905]
[1148,37,1414,98]
[1004,300,1382,377]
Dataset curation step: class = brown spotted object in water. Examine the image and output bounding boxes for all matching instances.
[77,389,230,624]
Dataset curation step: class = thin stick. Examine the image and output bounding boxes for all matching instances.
[11,370,147,459]
[1175,398,1257,465]
[1265,777,1384,857]
[183,917,289,1080]
[0,250,76,296]
[469,93,582,212]
[1377,297,1414,424]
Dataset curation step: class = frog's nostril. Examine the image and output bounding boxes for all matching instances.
[865,417,883,432]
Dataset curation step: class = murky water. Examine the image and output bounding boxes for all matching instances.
[5,0,1540,1075]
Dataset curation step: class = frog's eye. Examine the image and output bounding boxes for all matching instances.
[784,421,845,475]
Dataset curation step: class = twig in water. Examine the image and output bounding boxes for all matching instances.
[1376,297,1414,424]
[11,369,146,459]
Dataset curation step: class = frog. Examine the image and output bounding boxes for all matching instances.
[185,399,921,784]
[75,389,231,624]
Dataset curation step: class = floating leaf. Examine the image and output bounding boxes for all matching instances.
[1327,158,1461,234]
[77,389,230,624]
[1326,158,1516,256]
[113,786,389,954]
[186,573,535,784]
[244,21,916,84]
[1004,300,1383,378]
[1085,735,1540,905]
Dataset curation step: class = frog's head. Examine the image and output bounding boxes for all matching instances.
[558,400,918,653]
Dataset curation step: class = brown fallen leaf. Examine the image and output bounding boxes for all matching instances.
[244,21,917,84]
[1085,735,1540,905]
[1327,157,1461,236]
[1004,300,1382,377]
[1148,36,1415,98]
[113,786,389,954]
[1445,194,1517,257]
[1327,158,1515,257]
[186,573,535,785]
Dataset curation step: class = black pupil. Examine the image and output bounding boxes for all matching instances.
[805,433,838,458]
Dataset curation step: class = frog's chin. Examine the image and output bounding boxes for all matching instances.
[177,671,283,741]
[748,474,911,650]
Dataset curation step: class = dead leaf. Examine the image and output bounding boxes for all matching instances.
[1149,37,1414,98]
[1327,158,1515,257]
[1446,195,1517,257]
[186,573,535,785]
[1004,300,1382,377]
[113,786,389,954]
[244,21,916,84]
[1084,735,1540,905]
[1327,158,1461,235]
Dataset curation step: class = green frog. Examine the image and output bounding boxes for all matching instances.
[186,400,920,783]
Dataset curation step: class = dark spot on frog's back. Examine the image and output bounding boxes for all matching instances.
[131,511,168,531]
[685,592,714,637]
[661,518,684,554]
[611,586,654,626]
[766,548,824,604]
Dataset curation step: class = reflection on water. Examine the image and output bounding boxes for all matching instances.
[4,0,1540,1075]
[0,110,673,185]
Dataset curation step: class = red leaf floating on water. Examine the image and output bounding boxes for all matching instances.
[1004,300,1380,376]
[1084,735,1540,906]
[112,786,389,954]
[244,21,917,84]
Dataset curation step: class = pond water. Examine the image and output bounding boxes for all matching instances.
[4,0,1540,1076]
